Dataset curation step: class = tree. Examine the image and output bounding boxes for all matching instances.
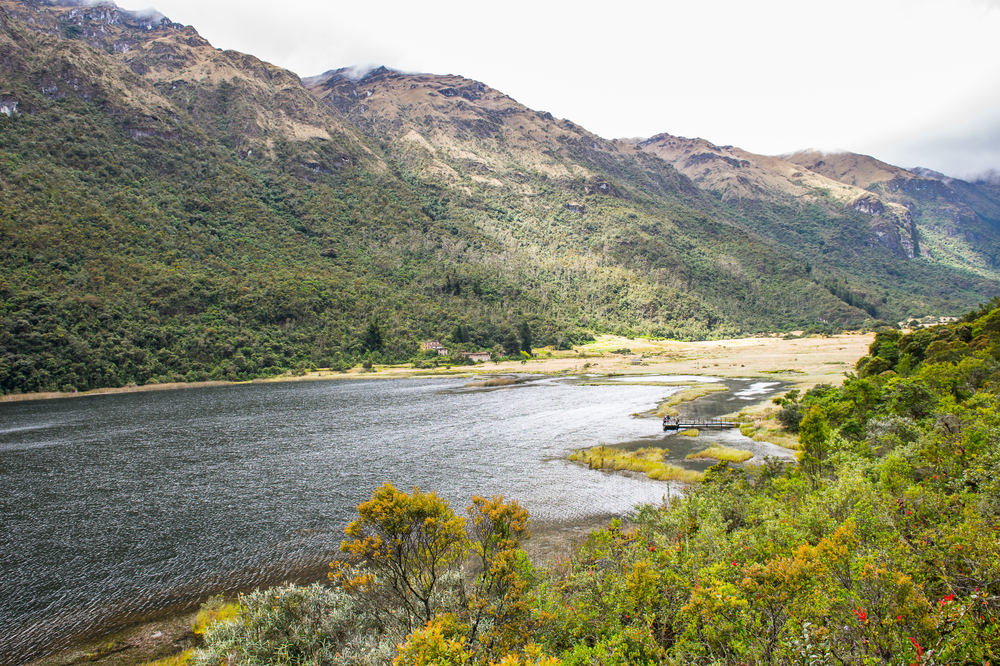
[799,404,831,486]
[773,389,803,432]
[340,482,468,628]
[363,318,384,352]
[452,322,470,344]
[465,495,532,651]
[501,329,521,357]
[519,320,532,355]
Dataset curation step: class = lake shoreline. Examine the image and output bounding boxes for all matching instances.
[23,515,623,666]
[16,372,792,666]
[9,336,873,666]
[1,332,872,405]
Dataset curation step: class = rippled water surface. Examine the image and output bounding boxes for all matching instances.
[0,374,784,663]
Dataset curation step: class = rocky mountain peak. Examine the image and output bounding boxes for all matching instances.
[2,0,184,53]
[909,166,953,184]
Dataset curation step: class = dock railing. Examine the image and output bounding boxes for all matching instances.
[663,419,738,431]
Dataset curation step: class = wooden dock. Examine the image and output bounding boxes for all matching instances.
[663,420,738,431]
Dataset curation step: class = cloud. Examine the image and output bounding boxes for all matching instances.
[877,111,1000,179]
[338,64,384,81]
[68,0,167,23]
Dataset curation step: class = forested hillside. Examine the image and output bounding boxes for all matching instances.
[2,0,998,395]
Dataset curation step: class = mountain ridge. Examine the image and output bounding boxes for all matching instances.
[2,0,999,400]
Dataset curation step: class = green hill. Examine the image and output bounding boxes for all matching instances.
[2,0,998,394]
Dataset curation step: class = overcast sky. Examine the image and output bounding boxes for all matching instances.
[124,0,1000,179]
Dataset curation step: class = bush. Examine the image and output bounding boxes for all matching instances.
[776,404,803,433]
[190,583,383,666]
[191,595,241,635]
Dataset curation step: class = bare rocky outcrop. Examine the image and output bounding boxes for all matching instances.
[0,0,374,165]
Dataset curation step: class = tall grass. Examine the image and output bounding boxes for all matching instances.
[569,446,703,483]
[191,595,241,635]
[686,446,754,463]
[741,422,801,450]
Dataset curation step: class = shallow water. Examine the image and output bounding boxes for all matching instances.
[0,374,784,663]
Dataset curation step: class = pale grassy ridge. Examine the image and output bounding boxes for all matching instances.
[686,446,754,463]
[654,385,729,417]
[569,445,703,483]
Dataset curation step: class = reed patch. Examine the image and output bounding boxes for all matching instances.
[686,446,753,463]
[740,419,801,450]
[569,445,703,483]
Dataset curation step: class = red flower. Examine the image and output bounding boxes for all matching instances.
[939,594,955,606]
[910,636,923,662]
[853,607,868,623]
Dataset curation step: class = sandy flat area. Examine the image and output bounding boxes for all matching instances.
[341,332,873,391]
[2,334,873,404]
[494,333,871,388]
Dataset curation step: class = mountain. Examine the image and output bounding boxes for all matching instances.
[0,0,372,159]
[301,67,914,330]
[633,134,1000,296]
[2,0,999,398]
[784,150,1000,279]
[304,65,998,320]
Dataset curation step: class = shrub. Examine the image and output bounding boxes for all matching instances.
[776,404,803,433]
[190,583,379,666]
[191,595,241,635]
[339,483,468,629]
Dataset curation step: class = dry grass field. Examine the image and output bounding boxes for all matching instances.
[363,332,873,392]
[3,333,873,404]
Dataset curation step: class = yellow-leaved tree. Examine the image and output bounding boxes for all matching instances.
[340,482,468,629]
[466,495,531,652]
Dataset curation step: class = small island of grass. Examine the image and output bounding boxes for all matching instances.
[569,445,703,483]
[686,445,754,463]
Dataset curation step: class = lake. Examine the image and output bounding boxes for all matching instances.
[0,374,787,664]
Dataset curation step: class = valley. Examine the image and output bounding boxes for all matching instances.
[2,0,999,396]
[2,2,1000,662]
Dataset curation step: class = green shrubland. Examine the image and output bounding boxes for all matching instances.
[175,303,1000,665]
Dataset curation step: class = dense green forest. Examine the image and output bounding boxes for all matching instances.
[172,301,1000,665]
[2,0,999,396]
[0,94,599,393]
[2,92,991,396]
